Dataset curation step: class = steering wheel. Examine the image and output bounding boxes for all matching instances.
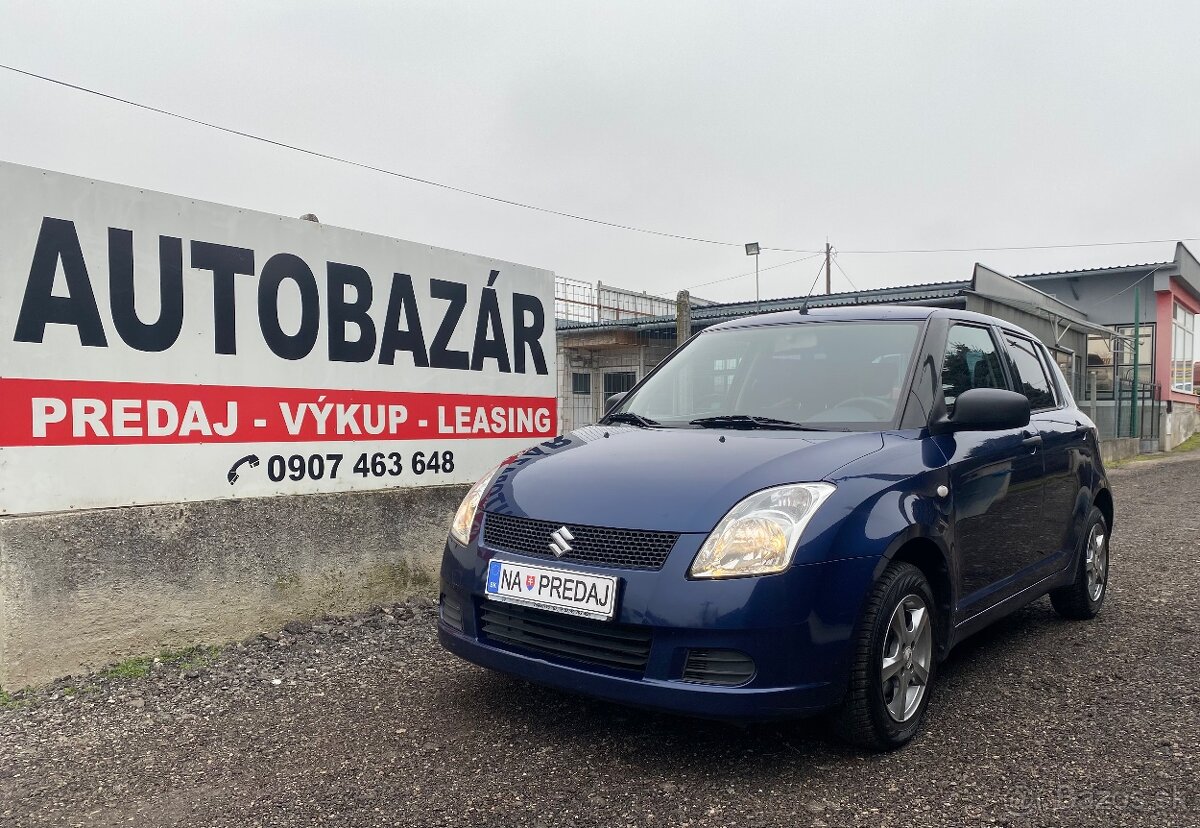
[829,396,895,418]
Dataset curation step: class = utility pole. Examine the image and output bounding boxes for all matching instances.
[825,241,833,294]
[755,253,760,311]
[744,242,761,310]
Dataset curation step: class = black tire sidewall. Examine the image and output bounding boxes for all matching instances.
[865,567,937,747]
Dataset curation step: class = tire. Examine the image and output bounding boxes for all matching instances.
[1050,506,1109,620]
[831,562,938,751]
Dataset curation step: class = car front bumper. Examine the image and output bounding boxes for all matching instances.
[437,525,881,720]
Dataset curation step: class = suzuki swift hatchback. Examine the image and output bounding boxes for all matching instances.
[438,306,1113,749]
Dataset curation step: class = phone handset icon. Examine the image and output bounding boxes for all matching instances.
[227,454,261,485]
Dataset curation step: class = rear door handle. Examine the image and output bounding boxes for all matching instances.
[1021,430,1043,448]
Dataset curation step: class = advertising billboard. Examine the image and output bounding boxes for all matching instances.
[0,162,557,514]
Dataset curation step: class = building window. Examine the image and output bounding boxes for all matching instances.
[1086,335,1115,398]
[571,372,591,395]
[1050,348,1079,400]
[1173,301,1196,394]
[1086,324,1155,398]
[603,371,637,397]
[1114,324,1154,384]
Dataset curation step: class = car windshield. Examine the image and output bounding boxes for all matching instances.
[611,321,922,430]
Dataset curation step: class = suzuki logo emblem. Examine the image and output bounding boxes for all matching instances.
[548,526,574,557]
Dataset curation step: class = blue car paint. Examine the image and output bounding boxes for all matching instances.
[438,306,1111,720]
[475,425,886,532]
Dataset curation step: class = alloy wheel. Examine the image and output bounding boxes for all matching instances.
[1085,524,1108,602]
[880,594,933,722]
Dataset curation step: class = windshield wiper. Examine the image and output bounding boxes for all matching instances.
[688,415,834,431]
[603,411,660,428]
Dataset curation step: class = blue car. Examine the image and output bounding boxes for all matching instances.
[438,306,1113,749]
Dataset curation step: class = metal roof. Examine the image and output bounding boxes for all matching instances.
[1014,261,1172,280]
[556,280,970,333]
[1010,242,1200,304]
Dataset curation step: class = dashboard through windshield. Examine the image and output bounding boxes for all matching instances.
[610,321,923,431]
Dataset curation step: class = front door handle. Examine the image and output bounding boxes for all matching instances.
[1021,430,1043,448]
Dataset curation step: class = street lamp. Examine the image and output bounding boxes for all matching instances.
[745,242,760,309]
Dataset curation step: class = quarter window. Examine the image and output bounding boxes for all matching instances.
[1005,335,1057,410]
[941,325,1006,409]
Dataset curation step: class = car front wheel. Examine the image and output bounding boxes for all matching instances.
[832,561,937,750]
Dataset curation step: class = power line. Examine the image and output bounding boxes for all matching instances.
[1,63,1196,258]
[1088,264,1169,307]
[687,252,823,289]
[0,63,743,249]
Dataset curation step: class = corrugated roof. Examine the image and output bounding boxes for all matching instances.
[556,280,970,332]
[1014,261,1171,279]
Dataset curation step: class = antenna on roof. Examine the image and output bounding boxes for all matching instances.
[798,254,829,315]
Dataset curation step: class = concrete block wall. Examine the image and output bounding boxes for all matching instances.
[0,485,467,688]
[1162,404,1200,451]
[1098,437,1142,465]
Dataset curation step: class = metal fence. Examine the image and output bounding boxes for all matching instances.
[1115,378,1161,441]
[1081,371,1161,440]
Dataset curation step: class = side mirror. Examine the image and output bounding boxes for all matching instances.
[605,392,627,412]
[936,388,1030,432]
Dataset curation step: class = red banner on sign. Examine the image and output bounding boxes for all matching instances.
[0,377,558,446]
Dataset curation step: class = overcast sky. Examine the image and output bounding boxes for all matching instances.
[1,1,1198,304]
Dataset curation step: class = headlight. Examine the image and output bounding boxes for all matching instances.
[688,483,835,579]
[449,461,508,544]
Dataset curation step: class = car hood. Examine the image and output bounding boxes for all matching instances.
[482,424,884,532]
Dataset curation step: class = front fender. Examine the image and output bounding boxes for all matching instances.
[808,443,955,657]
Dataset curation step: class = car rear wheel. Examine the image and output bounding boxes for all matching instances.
[831,561,937,750]
[1049,506,1109,620]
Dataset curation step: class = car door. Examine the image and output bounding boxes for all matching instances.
[936,323,1046,613]
[1002,332,1083,574]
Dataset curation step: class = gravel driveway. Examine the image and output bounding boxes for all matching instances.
[2,453,1198,827]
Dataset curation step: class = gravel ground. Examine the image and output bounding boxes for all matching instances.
[2,453,1198,828]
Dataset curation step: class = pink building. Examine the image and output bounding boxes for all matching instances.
[1016,243,1200,449]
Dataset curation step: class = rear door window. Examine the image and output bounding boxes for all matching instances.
[941,324,1007,410]
[1004,335,1058,410]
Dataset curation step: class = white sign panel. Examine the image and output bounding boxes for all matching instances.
[0,162,557,514]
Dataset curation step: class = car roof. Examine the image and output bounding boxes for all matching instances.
[706,304,1040,340]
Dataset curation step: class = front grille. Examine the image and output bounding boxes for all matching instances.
[482,513,678,570]
[479,601,652,673]
[682,649,756,686]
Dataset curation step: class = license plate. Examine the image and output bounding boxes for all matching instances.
[485,559,618,621]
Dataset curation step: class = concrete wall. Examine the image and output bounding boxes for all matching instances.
[1099,437,1141,464]
[1163,402,1200,451]
[0,484,467,688]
